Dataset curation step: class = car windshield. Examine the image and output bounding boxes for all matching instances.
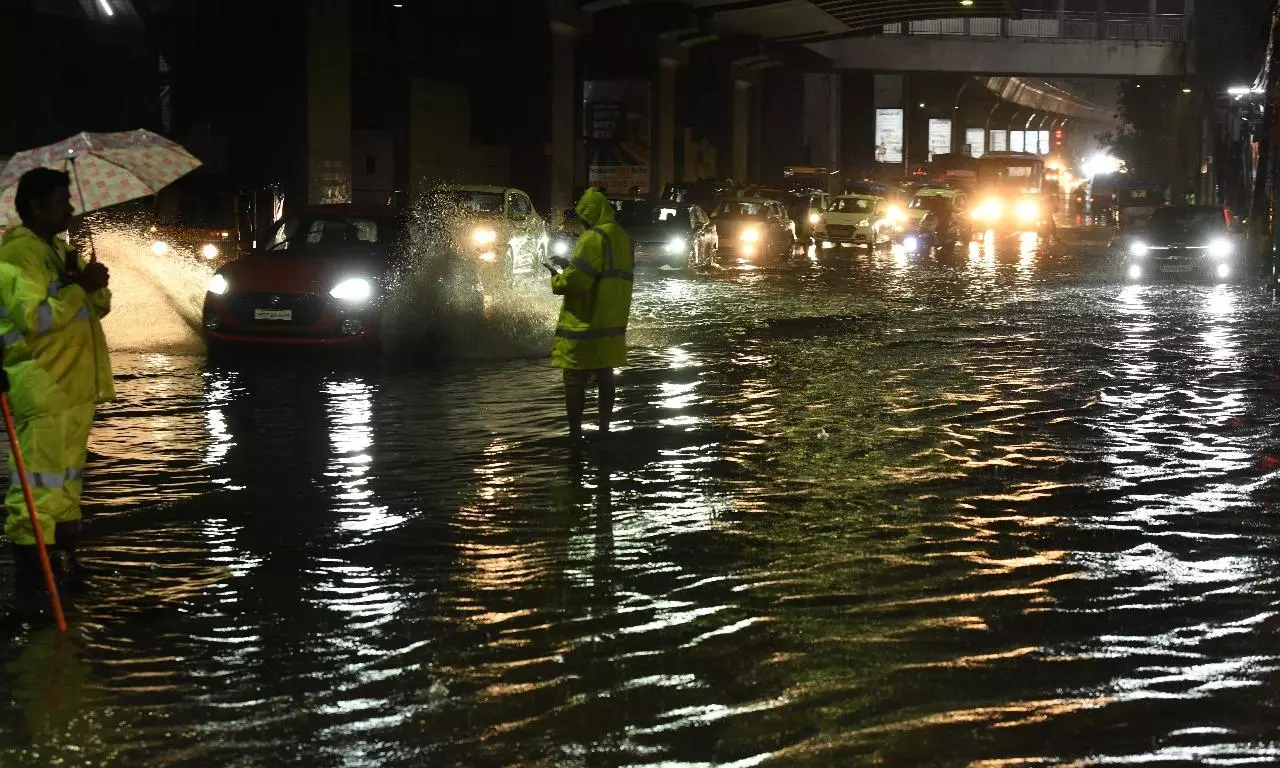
[1147,207,1226,239]
[616,204,688,229]
[264,215,391,253]
[910,196,950,211]
[714,201,767,218]
[426,190,505,215]
[830,197,878,213]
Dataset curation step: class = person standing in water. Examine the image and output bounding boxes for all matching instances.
[0,168,113,614]
[547,188,634,443]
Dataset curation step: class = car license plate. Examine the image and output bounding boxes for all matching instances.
[1159,264,1193,274]
[254,308,293,321]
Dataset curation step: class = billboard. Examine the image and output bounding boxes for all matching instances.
[1010,131,1025,152]
[965,128,986,158]
[927,119,952,159]
[874,109,904,164]
[990,130,1007,152]
[584,80,651,195]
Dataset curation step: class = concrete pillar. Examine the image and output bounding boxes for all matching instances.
[656,56,679,196]
[307,0,351,205]
[732,79,751,183]
[550,22,579,213]
[803,73,841,173]
[1096,0,1107,39]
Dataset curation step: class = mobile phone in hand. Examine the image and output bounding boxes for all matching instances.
[543,261,560,275]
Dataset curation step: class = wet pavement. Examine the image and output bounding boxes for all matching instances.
[3,230,1280,766]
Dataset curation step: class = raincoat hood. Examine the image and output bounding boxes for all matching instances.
[575,188,615,228]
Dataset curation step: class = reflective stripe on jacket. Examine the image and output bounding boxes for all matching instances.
[0,226,114,421]
[551,189,634,370]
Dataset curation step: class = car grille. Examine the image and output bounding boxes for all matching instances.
[228,293,325,326]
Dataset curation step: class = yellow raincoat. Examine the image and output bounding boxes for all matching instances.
[551,189,634,370]
[0,226,113,546]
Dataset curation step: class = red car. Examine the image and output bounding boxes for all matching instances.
[202,207,400,348]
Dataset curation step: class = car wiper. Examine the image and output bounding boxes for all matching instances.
[265,235,296,251]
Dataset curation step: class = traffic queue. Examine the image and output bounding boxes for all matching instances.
[187,152,1069,351]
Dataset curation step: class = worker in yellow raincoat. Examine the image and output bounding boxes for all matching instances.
[0,169,113,613]
[549,188,634,442]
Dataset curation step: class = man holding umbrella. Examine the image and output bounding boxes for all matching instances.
[0,168,112,612]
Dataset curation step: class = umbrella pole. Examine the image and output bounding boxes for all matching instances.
[67,157,97,263]
[0,391,68,632]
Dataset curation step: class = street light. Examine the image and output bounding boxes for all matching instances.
[96,0,114,16]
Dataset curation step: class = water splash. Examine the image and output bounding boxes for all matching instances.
[90,228,212,356]
[379,197,560,363]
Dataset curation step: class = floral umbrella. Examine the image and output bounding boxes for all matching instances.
[0,129,202,226]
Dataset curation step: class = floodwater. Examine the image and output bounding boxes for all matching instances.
[3,231,1280,766]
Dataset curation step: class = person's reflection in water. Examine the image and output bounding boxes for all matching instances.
[4,630,108,762]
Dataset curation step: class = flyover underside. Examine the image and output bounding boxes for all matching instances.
[810,36,1189,77]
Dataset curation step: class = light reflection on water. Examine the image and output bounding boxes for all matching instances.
[2,240,1280,766]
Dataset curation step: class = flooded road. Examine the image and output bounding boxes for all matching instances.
[3,232,1280,766]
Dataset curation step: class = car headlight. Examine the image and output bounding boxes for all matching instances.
[151,240,169,256]
[552,240,570,256]
[207,274,229,295]
[857,218,871,228]
[1207,237,1233,258]
[741,228,760,242]
[808,212,821,225]
[472,228,498,247]
[330,277,373,302]
[665,237,687,255]
[1015,200,1039,222]
[903,236,919,252]
[976,199,1002,221]
[1129,241,1149,256]
[201,243,220,260]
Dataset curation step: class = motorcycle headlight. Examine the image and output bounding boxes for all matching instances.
[552,240,570,256]
[741,228,760,242]
[472,228,498,247]
[665,237,687,255]
[330,277,373,302]
[151,240,169,256]
[887,206,905,223]
[1129,241,1149,256]
[808,212,821,225]
[1015,200,1039,222]
[903,236,919,252]
[1207,238,1233,258]
[201,243,220,260]
[207,274,229,295]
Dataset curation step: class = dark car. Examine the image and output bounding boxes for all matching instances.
[896,210,941,257]
[1121,205,1240,282]
[743,186,830,244]
[907,193,969,252]
[202,207,408,348]
[616,201,718,269]
[661,179,738,212]
[708,198,796,263]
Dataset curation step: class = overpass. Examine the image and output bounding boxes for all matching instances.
[808,10,1190,77]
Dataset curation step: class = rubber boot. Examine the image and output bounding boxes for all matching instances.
[9,545,51,617]
[54,521,91,593]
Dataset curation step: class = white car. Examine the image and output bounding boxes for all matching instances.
[818,194,897,247]
[424,184,549,279]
